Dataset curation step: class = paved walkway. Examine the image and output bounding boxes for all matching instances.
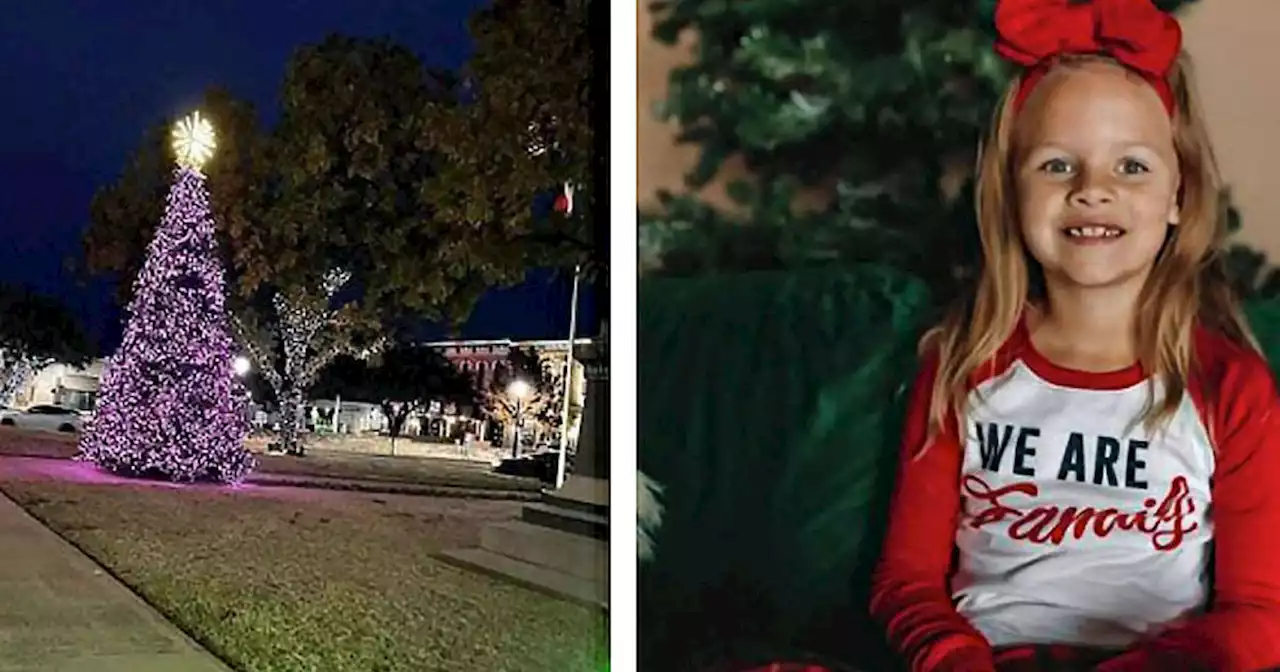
[0,492,229,672]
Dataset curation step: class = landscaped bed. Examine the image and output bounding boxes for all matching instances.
[0,427,542,493]
[0,477,607,672]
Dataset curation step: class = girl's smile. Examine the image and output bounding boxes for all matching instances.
[1062,222,1125,243]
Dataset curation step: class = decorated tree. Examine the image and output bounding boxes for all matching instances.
[81,86,265,308]
[229,267,378,455]
[0,286,96,406]
[77,112,254,484]
[0,359,34,409]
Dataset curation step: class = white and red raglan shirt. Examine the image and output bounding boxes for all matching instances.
[869,319,1280,672]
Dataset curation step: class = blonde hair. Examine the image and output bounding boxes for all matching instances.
[924,53,1258,438]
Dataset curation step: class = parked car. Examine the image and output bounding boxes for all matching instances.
[0,405,85,434]
[493,450,575,484]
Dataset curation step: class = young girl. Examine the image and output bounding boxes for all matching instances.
[871,1,1280,671]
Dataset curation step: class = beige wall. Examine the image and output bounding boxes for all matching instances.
[1181,1,1280,257]
[636,2,691,211]
[639,2,1280,257]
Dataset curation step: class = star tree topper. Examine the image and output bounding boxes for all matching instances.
[172,110,216,172]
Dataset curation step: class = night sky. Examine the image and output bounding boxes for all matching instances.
[0,1,594,354]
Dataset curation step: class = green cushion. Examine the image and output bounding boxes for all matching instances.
[638,270,1280,670]
[638,265,934,669]
[1246,300,1280,380]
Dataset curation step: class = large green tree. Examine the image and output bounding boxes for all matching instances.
[254,35,506,323]
[0,285,96,406]
[638,0,1259,306]
[428,0,600,288]
[82,33,556,330]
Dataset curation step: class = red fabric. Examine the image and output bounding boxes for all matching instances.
[868,324,1280,672]
[1009,317,1146,390]
[1093,331,1280,672]
[993,0,1182,114]
[553,193,570,213]
[995,644,1110,670]
[868,349,997,672]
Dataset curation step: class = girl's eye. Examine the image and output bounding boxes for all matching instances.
[1038,158,1072,175]
[1120,158,1150,175]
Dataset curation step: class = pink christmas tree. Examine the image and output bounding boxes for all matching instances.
[77,112,254,483]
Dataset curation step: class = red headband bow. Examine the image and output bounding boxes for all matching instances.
[995,0,1183,115]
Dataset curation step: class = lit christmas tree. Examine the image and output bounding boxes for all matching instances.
[77,111,254,483]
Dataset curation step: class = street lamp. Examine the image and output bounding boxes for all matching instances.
[507,379,531,459]
[232,355,254,428]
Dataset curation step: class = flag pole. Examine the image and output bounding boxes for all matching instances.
[555,263,581,489]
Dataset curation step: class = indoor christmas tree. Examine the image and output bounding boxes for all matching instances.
[77,111,254,483]
[641,0,1206,304]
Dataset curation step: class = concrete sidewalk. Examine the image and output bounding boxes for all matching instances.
[0,492,230,672]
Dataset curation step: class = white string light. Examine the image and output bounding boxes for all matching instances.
[79,157,254,483]
[237,268,353,453]
[0,354,47,406]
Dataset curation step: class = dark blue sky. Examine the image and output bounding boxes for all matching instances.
[0,0,592,353]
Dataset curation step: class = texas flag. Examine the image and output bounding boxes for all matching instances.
[553,182,574,215]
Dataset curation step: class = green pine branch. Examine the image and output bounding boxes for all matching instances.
[641,0,1280,302]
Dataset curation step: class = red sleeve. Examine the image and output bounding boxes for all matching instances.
[1099,352,1280,672]
[869,352,995,672]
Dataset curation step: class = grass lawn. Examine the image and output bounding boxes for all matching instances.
[253,450,541,492]
[0,427,79,458]
[0,478,607,672]
[0,427,542,493]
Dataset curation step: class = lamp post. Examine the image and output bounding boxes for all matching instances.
[232,355,253,426]
[507,379,531,459]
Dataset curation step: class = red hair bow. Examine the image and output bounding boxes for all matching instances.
[994,0,1183,114]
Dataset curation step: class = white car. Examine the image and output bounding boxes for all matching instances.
[0,405,85,434]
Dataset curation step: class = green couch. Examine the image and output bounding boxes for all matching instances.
[638,265,934,671]
[638,264,1280,671]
